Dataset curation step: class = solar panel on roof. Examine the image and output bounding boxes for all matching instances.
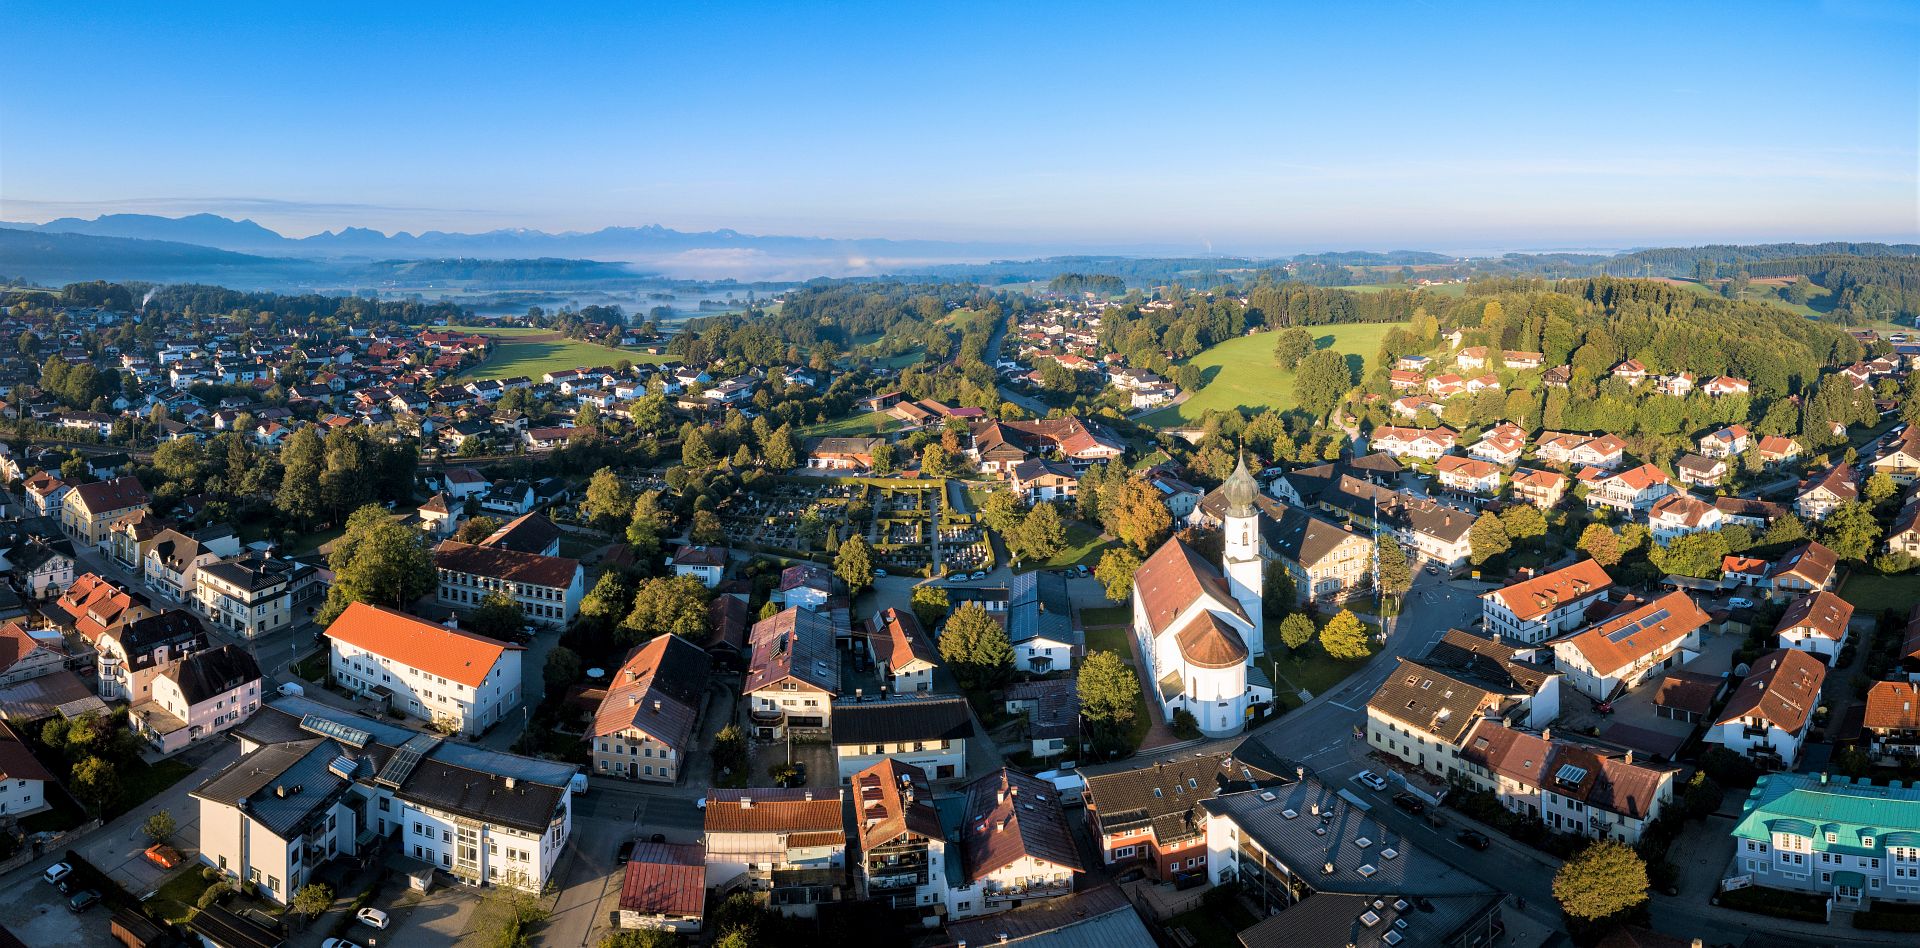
[375,732,443,789]
[1606,608,1670,643]
[1555,763,1588,785]
[299,714,372,748]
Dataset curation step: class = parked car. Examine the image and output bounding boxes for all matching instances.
[1355,770,1388,791]
[66,890,101,913]
[144,844,182,869]
[1728,596,1755,609]
[1456,830,1492,851]
[1391,792,1425,814]
[695,796,707,810]
[356,907,389,930]
[649,833,666,844]
[276,681,305,698]
[322,940,364,948]
[42,862,71,886]
[970,571,987,580]
[1075,564,1089,575]
[615,839,636,864]
[1424,565,1440,575]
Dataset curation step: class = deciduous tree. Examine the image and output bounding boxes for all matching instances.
[1101,475,1172,553]
[1279,613,1316,652]
[836,533,875,593]
[1468,511,1511,565]
[581,467,632,530]
[319,504,436,625]
[1553,840,1649,922]
[1272,327,1315,369]
[1078,650,1140,728]
[469,591,527,641]
[1095,547,1143,600]
[622,575,711,641]
[1318,609,1372,660]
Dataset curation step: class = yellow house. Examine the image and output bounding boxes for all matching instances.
[63,476,151,550]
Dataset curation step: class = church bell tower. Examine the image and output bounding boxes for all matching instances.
[1222,451,1265,657]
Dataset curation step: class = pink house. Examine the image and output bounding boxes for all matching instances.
[130,644,262,755]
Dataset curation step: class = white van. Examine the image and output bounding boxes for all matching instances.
[1035,768,1085,807]
[569,773,589,796]
[276,681,305,698]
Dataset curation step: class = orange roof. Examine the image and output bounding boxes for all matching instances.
[1864,681,1920,731]
[1560,591,1708,677]
[1133,540,1248,636]
[1717,648,1825,733]
[1174,612,1249,669]
[1487,559,1613,623]
[1775,590,1852,642]
[323,602,522,688]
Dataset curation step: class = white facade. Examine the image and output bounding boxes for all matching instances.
[330,640,523,738]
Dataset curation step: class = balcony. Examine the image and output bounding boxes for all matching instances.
[749,707,786,725]
[985,880,1074,903]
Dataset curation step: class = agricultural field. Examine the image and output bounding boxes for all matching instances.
[451,331,669,381]
[799,410,901,438]
[1839,573,1920,614]
[1335,282,1468,297]
[1138,322,1407,425]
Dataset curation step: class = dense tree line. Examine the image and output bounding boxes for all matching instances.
[1046,273,1127,296]
[1743,255,1920,322]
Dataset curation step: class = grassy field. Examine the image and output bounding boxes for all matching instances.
[1038,522,1107,569]
[1082,619,1151,750]
[147,868,213,924]
[454,334,664,381]
[1840,573,1920,613]
[1336,282,1467,298]
[799,410,902,438]
[1262,623,1372,706]
[1139,322,1407,425]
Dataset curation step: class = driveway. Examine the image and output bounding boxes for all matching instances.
[76,740,236,898]
[541,780,709,948]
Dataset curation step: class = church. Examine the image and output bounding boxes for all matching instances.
[1130,456,1274,737]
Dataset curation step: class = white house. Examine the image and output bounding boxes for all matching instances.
[1774,590,1854,662]
[1550,592,1708,701]
[1706,648,1826,770]
[326,603,524,737]
[668,545,728,589]
[1482,559,1614,645]
[831,696,973,783]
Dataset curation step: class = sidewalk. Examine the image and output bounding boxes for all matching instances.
[1100,621,1178,750]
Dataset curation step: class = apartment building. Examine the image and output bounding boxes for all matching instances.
[326,602,524,737]
[130,644,262,754]
[434,539,584,629]
[590,634,711,784]
[192,551,321,638]
[702,788,847,917]
[1705,648,1826,770]
[1482,559,1613,645]
[62,475,151,549]
[831,695,973,782]
[1730,773,1920,907]
[853,759,947,917]
[1550,592,1709,701]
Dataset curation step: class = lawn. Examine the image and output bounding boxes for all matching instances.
[147,868,213,925]
[1138,322,1407,425]
[799,410,903,438]
[1081,620,1152,750]
[107,759,198,822]
[21,783,89,833]
[454,334,666,382]
[1081,605,1131,628]
[1840,573,1920,613]
[1260,634,1370,706]
[1038,522,1108,569]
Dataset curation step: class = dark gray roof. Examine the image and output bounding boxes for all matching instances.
[1237,891,1505,948]
[1008,571,1078,648]
[107,610,207,670]
[191,738,350,839]
[199,551,313,592]
[166,644,260,706]
[945,885,1149,947]
[831,695,973,744]
[1202,783,1499,900]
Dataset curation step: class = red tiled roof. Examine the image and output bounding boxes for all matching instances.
[618,842,705,917]
[433,540,580,589]
[1775,590,1852,642]
[1487,559,1613,623]
[1132,540,1248,636]
[67,475,150,515]
[1559,591,1708,677]
[323,602,521,689]
[703,788,843,834]
[1864,681,1920,731]
[1717,648,1825,733]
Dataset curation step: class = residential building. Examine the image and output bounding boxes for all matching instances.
[1706,648,1825,770]
[1366,632,1561,784]
[1509,467,1569,509]
[1456,720,1676,844]
[94,609,206,703]
[1549,592,1709,701]
[1770,541,1840,598]
[0,719,52,819]
[129,644,262,754]
[948,767,1081,919]
[1367,426,1457,461]
[0,621,69,687]
[831,695,973,782]
[1648,492,1724,546]
[863,607,939,695]
[1677,454,1729,488]
[1872,431,1920,485]
[1863,681,1920,766]
[1579,463,1674,518]
[1190,486,1374,605]
[22,473,68,518]
[1435,455,1502,495]
[326,602,524,737]
[1084,753,1226,883]
[945,886,1151,948]
[192,551,321,638]
[616,843,705,933]
[1536,432,1627,470]
[1007,571,1080,674]
[143,528,220,604]
[591,634,711,784]
[1698,424,1752,458]
[1715,496,1788,532]
[702,787,847,917]
[62,476,151,549]
[1203,780,1506,945]
[1482,559,1613,645]
[434,539,584,629]
[1796,464,1858,521]
[966,417,1124,473]
[777,564,835,612]
[200,698,578,903]
[1003,678,1077,759]
[1757,435,1803,467]
[852,759,947,916]
[667,544,728,588]
[744,607,840,739]
[1,534,74,599]
[1774,590,1854,662]
[804,437,887,471]
[1729,773,1920,907]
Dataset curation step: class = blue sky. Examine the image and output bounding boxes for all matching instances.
[4,0,1916,252]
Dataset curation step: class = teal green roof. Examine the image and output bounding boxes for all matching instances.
[1731,774,1920,858]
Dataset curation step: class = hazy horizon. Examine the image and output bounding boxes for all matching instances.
[5,1,1917,251]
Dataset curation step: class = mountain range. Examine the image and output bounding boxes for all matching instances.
[1,213,1044,263]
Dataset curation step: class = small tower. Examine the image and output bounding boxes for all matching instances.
[1222,451,1265,657]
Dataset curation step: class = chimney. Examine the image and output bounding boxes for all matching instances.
[1623,750,1634,765]
[996,790,1006,805]
[275,785,287,798]
[996,819,1008,832]
[740,796,754,809]
[804,790,813,801]
[628,695,638,707]
[652,699,662,713]
[1542,727,1552,742]
[1820,772,1829,785]
[505,776,516,790]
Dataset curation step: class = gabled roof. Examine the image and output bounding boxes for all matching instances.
[593,634,712,748]
[1775,590,1853,642]
[160,644,260,706]
[1717,648,1824,734]
[433,539,580,589]
[1555,592,1708,677]
[481,512,562,555]
[1366,658,1506,745]
[703,787,844,834]
[853,758,943,851]
[1132,539,1247,636]
[1864,681,1920,731]
[744,607,839,694]
[1084,752,1228,848]
[1485,559,1612,623]
[618,842,705,918]
[832,695,973,744]
[324,602,521,689]
[963,767,1081,879]
[867,607,939,674]
[1772,541,1838,588]
[66,475,150,514]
